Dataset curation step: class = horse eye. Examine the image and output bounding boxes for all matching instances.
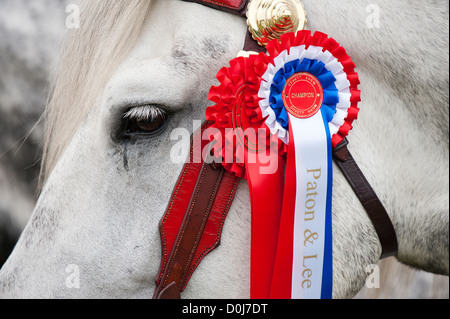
[126,112,168,136]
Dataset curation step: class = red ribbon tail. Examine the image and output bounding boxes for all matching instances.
[246,151,285,299]
[270,124,297,299]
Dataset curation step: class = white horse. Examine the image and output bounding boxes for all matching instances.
[0,0,448,299]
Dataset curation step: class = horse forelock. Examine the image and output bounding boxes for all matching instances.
[39,0,153,192]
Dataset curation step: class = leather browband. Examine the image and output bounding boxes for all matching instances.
[154,0,398,299]
[183,0,264,52]
[182,0,248,16]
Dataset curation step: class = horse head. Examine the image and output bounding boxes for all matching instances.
[0,0,448,299]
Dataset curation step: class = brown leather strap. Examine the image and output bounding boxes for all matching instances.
[244,31,266,53]
[333,139,398,259]
[183,0,262,53]
[182,0,248,16]
[154,162,224,299]
[153,122,240,299]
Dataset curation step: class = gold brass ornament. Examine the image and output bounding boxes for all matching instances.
[247,0,307,47]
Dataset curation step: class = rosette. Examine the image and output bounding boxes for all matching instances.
[207,30,360,164]
[206,54,287,178]
[205,30,360,300]
[259,30,360,147]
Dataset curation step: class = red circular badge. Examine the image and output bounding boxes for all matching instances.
[282,72,324,119]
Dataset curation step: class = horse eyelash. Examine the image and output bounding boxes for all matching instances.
[122,105,166,121]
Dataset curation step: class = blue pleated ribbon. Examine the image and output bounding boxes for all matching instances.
[269,58,339,131]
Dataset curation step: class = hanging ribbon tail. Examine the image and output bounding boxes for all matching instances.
[246,149,285,299]
[270,112,333,299]
[320,110,334,300]
[269,122,297,299]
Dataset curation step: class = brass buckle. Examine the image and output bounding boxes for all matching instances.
[247,0,307,47]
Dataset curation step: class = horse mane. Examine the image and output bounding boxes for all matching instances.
[39,0,152,191]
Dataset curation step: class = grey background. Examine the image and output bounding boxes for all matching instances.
[0,0,74,265]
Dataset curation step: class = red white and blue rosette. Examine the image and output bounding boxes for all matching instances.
[258,31,360,147]
[206,30,360,299]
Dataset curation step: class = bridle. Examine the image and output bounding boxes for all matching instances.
[153,0,398,299]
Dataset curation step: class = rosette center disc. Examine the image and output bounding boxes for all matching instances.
[282,72,323,119]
